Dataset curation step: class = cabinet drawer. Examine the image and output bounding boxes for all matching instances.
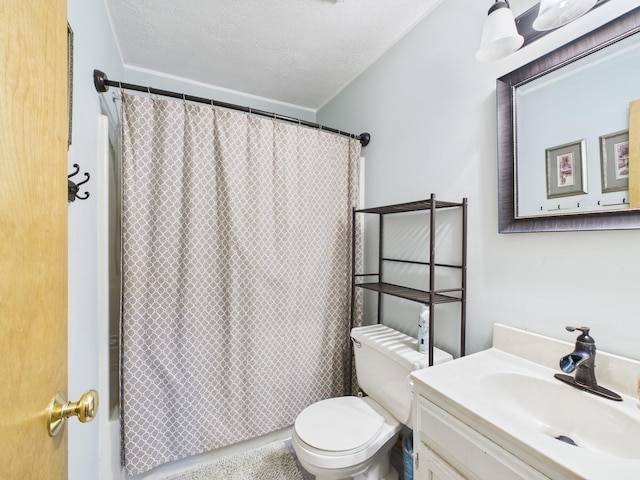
[417,396,549,480]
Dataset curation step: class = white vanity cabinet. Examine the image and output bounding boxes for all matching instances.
[410,324,640,480]
[412,386,550,480]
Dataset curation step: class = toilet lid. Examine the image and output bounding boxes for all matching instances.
[294,397,384,452]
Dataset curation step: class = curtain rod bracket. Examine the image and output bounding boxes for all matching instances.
[94,69,109,93]
[358,133,370,147]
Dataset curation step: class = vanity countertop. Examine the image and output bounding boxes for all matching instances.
[411,324,640,480]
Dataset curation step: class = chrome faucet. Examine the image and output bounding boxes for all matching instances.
[555,326,622,401]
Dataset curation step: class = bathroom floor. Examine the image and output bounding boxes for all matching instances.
[156,439,312,480]
[155,436,406,480]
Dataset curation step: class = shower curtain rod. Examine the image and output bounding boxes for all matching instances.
[93,69,370,147]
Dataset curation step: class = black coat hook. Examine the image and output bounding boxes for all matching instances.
[68,164,90,202]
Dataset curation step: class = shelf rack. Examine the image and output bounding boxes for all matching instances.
[349,193,467,367]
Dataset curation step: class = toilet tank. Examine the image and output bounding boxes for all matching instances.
[351,324,453,425]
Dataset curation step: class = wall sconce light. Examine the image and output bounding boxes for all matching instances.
[477,0,607,62]
[533,0,598,30]
[476,0,524,62]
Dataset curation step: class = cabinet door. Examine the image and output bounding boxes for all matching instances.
[416,440,466,480]
[416,395,550,480]
[414,438,429,480]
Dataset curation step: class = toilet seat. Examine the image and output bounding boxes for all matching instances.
[294,396,385,454]
[292,396,401,473]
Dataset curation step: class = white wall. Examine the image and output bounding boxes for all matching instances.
[67,2,122,479]
[318,0,640,362]
[121,66,316,122]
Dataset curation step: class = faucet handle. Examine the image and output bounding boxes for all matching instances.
[565,326,594,344]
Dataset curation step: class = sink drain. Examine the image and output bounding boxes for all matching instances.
[554,435,578,447]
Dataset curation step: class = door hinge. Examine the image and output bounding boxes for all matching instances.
[414,451,419,470]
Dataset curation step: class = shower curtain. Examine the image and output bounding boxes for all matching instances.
[119,93,361,475]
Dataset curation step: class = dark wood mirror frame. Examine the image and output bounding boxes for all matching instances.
[497,7,640,233]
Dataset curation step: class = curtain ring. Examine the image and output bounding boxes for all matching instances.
[117,81,124,102]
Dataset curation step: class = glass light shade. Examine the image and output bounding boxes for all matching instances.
[476,4,524,62]
[533,0,598,31]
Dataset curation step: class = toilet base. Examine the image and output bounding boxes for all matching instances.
[314,463,398,480]
[301,433,399,480]
[315,470,398,480]
[355,463,399,480]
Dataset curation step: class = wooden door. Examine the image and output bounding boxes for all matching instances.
[0,0,69,478]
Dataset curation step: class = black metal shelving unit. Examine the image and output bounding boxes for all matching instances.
[349,193,467,367]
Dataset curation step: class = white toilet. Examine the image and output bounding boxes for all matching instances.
[292,324,453,480]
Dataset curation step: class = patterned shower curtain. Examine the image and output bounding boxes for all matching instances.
[119,93,361,475]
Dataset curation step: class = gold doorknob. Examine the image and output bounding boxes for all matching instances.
[47,389,99,437]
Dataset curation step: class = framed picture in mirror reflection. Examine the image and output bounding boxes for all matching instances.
[545,139,587,199]
[599,130,629,193]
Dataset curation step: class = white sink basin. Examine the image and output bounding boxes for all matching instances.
[480,371,640,460]
[411,347,640,479]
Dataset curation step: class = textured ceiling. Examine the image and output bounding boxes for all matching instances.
[105,0,445,110]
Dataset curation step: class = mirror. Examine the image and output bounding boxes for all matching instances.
[497,7,640,232]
